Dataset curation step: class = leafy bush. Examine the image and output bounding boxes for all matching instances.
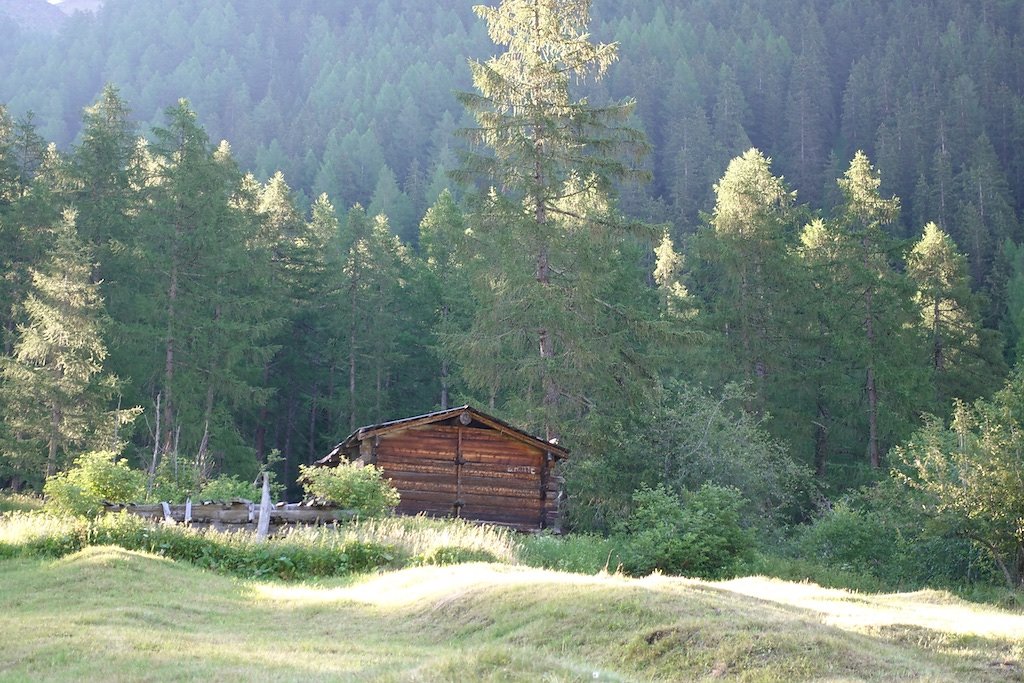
[297,462,399,517]
[790,480,992,590]
[568,381,816,533]
[148,459,201,503]
[794,502,893,576]
[43,451,146,516]
[892,373,1024,588]
[616,483,753,578]
[197,475,261,502]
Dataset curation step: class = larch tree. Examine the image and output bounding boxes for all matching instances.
[803,152,923,471]
[418,189,472,410]
[695,149,798,409]
[907,222,1005,406]
[455,0,653,441]
[0,211,133,481]
[132,102,276,481]
[837,151,902,468]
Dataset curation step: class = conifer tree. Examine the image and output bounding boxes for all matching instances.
[130,102,276,479]
[802,152,923,470]
[0,211,131,480]
[419,190,472,409]
[696,149,797,400]
[455,0,653,440]
[907,222,1005,405]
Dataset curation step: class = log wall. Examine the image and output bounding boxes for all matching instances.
[370,424,560,531]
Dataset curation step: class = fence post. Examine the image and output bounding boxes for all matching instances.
[256,472,272,540]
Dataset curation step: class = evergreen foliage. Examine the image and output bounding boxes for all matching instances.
[0,210,133,482]
[0,0,1024,593]
[453,0,659,441]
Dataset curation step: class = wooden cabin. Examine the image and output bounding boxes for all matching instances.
[316,405,569,532]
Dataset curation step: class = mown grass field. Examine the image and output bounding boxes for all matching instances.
[1,545,1022,682]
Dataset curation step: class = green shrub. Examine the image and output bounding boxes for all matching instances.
[197,475,261,502]
[148,459,201,503]
[794,501,892,576]
[43,451,146,517]
[616,483,753,579]
[297,462,399,517]
[790,481,993,590]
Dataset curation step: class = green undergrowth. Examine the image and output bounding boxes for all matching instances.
[518,532,625,574]
[1,546,1022,681]
[0,491,42,514]
[0,511,518,580]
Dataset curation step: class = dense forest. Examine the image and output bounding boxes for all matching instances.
[3,0,1024,584]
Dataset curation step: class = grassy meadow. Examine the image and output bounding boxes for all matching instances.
[1,542,1022,682]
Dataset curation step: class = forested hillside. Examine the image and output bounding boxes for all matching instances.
[2,0,1024,583]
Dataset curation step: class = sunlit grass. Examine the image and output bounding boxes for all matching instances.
[2,546,1022,681]
[720,576,1024,640]
[0,511,519,578]
[334,513,521,564]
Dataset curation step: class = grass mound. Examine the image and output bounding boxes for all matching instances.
[3,549,1022,681]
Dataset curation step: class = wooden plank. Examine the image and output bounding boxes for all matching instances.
[457,452,544,467]
[458,471,539,487]
[379,460,458,474]
[458,482,541,499]
[461,510,542,526]
[382,471,458,487]
[460,460,543,476]
[379,431,458,449]
[460,440,540,459]
[391,480,540,499]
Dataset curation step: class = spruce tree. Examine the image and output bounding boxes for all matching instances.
[455,0,654,441]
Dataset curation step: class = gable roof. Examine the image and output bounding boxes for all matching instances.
[323,405,569,462]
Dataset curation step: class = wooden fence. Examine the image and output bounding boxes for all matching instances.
[103,500,355,534]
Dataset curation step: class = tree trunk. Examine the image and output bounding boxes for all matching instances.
[814,400,829,477]
[349,333,357,432]
[863,244,880,468]
[866,367,880,468]
[45,406,60,478]
[254,363,270,462]
[440,304,450,410]
[308,381,318,462]
[537,244,559,441]
[349,286,357,431]
[162,259,177,455]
